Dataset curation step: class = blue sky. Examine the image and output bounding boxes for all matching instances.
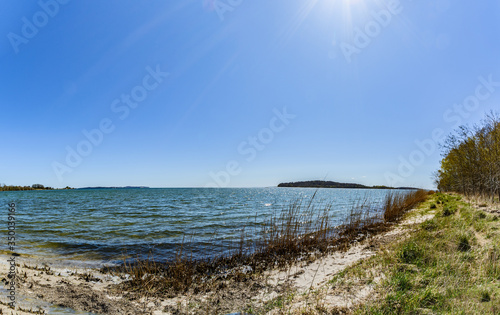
[1,0,499,189]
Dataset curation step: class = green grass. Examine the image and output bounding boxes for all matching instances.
[328,193,500,314]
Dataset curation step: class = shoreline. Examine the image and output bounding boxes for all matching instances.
[1,225,397,314]
[0,192,431,314]
[0,211,432,314]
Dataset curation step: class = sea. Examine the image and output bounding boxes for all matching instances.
[0,188,401,266]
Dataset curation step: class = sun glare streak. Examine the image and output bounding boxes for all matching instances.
[280,0,320,43]
[321,0,372,39]
[322,0,422,62]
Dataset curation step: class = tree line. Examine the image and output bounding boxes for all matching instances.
[0,184,55,191]
[435,112,500,200]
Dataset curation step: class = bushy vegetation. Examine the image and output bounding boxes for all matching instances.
[435,112,500,200]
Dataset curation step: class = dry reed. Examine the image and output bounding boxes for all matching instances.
[106,189,430,296]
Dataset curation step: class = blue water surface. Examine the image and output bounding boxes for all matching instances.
[0,188,399,264]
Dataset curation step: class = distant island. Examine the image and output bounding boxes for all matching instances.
[277,180,419,190]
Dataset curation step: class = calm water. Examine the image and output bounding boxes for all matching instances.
[0,188,399,264]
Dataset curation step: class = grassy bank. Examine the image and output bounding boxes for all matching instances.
[323,193,500,314]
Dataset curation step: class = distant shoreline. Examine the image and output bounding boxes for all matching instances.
[1,184,420,192]
[277,180,420,190]
[77,186,150,190]
[0,185,60,192]
[0,186,149,191]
